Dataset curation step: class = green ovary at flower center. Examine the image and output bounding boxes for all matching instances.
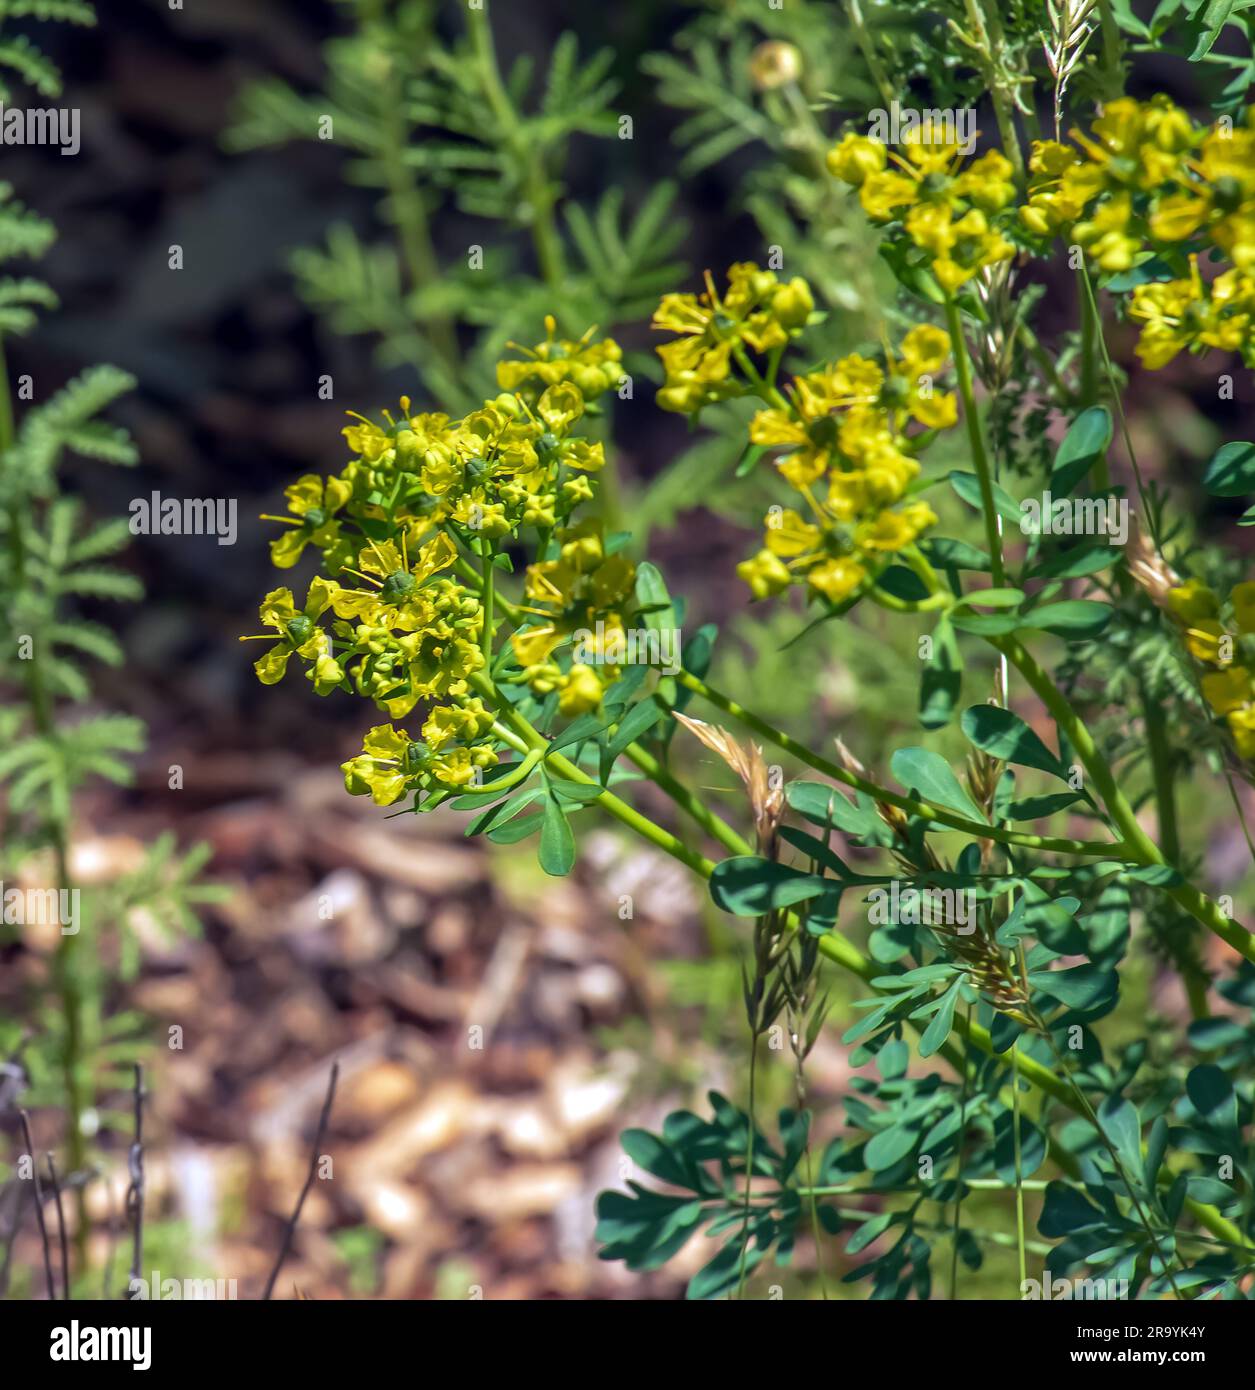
[806,413,840,448]
[381,570,417,602]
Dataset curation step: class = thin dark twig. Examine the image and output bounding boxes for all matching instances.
[263,1061,339,1301]
[124,1063,145,1293]
[18,1111,54,1299]
[45,1154,70,1300]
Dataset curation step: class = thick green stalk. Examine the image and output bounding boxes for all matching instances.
[944,293,1005,586]
[972,0,1027,184]
[479,539,495,666]
[1141,680,1210,1017]
[621,736,750,860]
[1011,1040,1027,1289]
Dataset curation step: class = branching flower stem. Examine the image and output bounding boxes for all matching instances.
[673,671,1128,858]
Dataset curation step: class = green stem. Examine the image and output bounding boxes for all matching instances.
[621,735,750,860]
[479,539,495,667]
[1078,271,1102,449]
[994,635,1255,966]
[868,583,953,615]
[732,342,791,413]
[674,670,1130,859]
[1011,1039,1027,1290]
[1076,263,1157,541]
[973,0,1026,184]
[471,673,715,877]
[466,1,565,289]
[1142,681,1210,1017]
[948,1001,973,1299]
[366,0,459,375]
[944,293,1006,586]
[735,1040,759,1299]
[841,0,896,108]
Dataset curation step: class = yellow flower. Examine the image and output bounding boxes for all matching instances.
[557,663,606,715]
[266,474,352,568]
[653,264,814,414]
[1227,706,1255,760]
[512,521,635,683]
[886,325,957,429]
[496,316,624,401]
[764,508,822,558]
[1231,581,1255,632]
[1072,193,1140,271]
[1128,260,1255,369]
[828,131,1015,286]
[858,168,920,220]
[826,133,886,186]
[341,723,412,805]
[245,581,343,692]
[1202,667,1253,715]
[737,547,792,599]
[430,745,498,789]
[422,698,494,751]
[807,556,866,604]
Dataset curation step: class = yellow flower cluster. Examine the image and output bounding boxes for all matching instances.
[1165,578,1255,760]
[736,324,951,606]
[651,263,814,415]
[496,315,626,403]
[245,323,638,807]
[1019,97,1255,367]
[826,131,1017,291]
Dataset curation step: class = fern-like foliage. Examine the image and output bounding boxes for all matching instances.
[227,2,689,409]
[0,0,94,103]
[0,0,220,1176]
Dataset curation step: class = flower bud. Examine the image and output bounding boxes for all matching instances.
[749,40,802,91]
